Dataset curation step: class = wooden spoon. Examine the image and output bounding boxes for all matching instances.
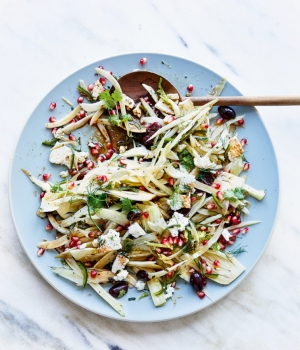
[118,70,300,106]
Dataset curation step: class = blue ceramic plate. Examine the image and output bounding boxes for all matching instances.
[9,53,279,322]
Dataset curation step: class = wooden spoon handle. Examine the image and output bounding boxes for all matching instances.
[186,95,300,106]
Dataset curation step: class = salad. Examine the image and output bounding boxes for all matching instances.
[23,66,266,317]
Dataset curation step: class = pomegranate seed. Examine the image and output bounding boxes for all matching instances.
[226,215,232,223]
[88,232,95,238]
[87,161,94,169]
[51,127,58,134]
[233,228,241,235]
[45,224,53,231]
[168,236,174,245]
[106,142,112,150]
[78,110,86,119]
[167,271,173,278]
[243,162,250,171]
[100,175,108,183]
[216,191,224,200]
[238,119,245,126]
[85,262,92,268]
[119,157,126,165]
[202,240,208,245]
[191,196,197,202]
[197,291,205,299]
[40,191,45,199]
[77,96,84,104]
[215,218,222,224]
[219,243,226,250]
[68,182,75,189]
[207,203,215,210]
[91,148,99,156]
[242,227,249,234]
[173,237,179,245]
[109,109,116,115]
[98,66,104,69]
[139,158,144,163]
[156,248,162,254]
[140,57,147,65]
[216,117,224,125]
[213,260,221,267]
[76,240,82,246]
[201,123,209,129]
[69,240,76,248]
[49,116,56,123]
[109,148,115,155]
[142,212,149,219]
[70,169,77,176]
[211,141,217,148]
[109,71,113,75]
[187,84,194,92]
[90,270,97,278]
[87,84,94,91]
[78,163,84,170]
[105,152,112,160]
[206,266,213,274]
[37,248,45,256]
[200,258,206,264]
[139,186,146,191]
[178,239,184,247]
[227,239,235,246]
[200,226,208,232]
[71,236,79,242]
[179,233,185,239]
[168,178,175,186]
[70,119,76,124]
[98,155,106,162]
[231,216,241,225]
[161,238,169,246]
[99,77,106,85]
[241,138,247,146]
[43,173,51,181]
[212,183,221,189]
[49,102,56,110]
[167,116,175,124]
[69,134,76,141]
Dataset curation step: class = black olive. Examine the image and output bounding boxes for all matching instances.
[190,271,205,291]
[136,269,149,281]
[109,281,128,298]
[127,209,142,221]
[177,208,191,216]
[218,106,236,120]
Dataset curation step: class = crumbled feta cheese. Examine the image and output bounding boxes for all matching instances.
[119,146,127,154]
[92,81,104,100]
[228,136,244,161]
[127,222,146,238]
[92,229,122,250]
[167,193,184,211]
[114,269,129,281]
[194,155,214,169]
[168,212,190,237]
[165,284,175,299]
[133,102,142,118]
[123,94,135,109]
[222,228,231,241]
[59,170,69,178]
[179,174,196,193]
[111,255,129,273]
[49,145,88,168]
[136,280,146,291]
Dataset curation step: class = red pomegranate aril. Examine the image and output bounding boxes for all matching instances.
[90,270,97,278]
[139,158,144,163]
[213,260,220,267]
[215,218,222,224]
[87,161,94,169]
[197,291,205,299]
[238,119,245,126]
[87,84,94,91]
[164,249,172,256]
[161,238,169,246]
[79,110,86,119]
[76,240,82,246]
[98,65,104,69]
[202,240,208,245]
[216,191,224,200]
[212,183,221,190]
[167,116,175,124]
[91,148,99,156]
[216,117,224,125]
[231,216,241,225]
[109,148,115,155]
[88,232,95,238]
[69,240,76,248]
[243,162,250,171]
[241,138,247,146]
[167,271,173,278]
[106,142,112,150]
[202,279,207,286]
[51,127,58,134]
[226,215,232,223]
[200,226,208,232]
[191,196,197,202]
[139,186,146,191]
[37,248,45,256]
[77,96,84,104]
[71,236,79,242]
[70,169,77,176]
[140,57,147,65]
[98,155,106,162]
[69,134,76,141]
[40,191,45,199]
[119,157,126,165]
[68,182,75,189]
[219,242,226,250]
[242,227,249,234]
[45,224,53,231]
[70,119,76,124]
[105,152,112,160]
[43,173,51,181]
[207,203,215,210]
[173,237,179,245]
[109,71,113,75]
[49,102,56,110]
[168,236,174,245]
[142,212,149,219]
[211,141,217,148]
[168,178,175,186]
[85,262,92,268]
[49,116,56,123]
[206,266,213,274]
[201,123,209,129]
[99,77,106,85]
[233,228,241,235]
[100,175,108,183]
[177,238,184,247]
[187,84,194,92]
[115,225,123,232]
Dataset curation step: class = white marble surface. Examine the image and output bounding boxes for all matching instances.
[1,0,300,349]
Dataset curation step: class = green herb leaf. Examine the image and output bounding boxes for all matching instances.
[224,187,246,202]
[178,149,195,172]
[118,289,126,298]
[50,181,64,193]
[100,89,122,110]
[121,198,132,212]
[118,186,139,192]
[77,86,93,102]
[196,168,217,186]
[42,138,58,147]
[138,292,149,301]
[122,238,134,253]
